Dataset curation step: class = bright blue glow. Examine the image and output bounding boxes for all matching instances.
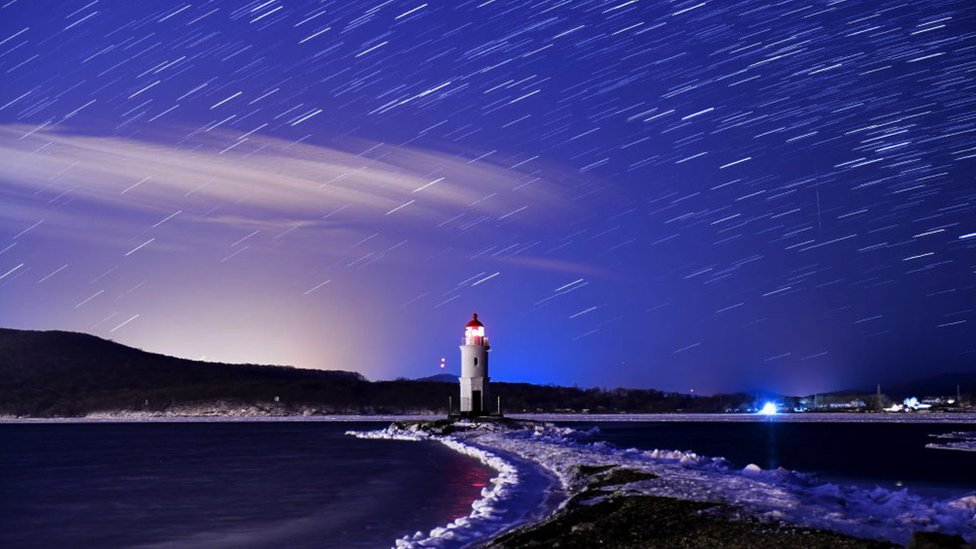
[758,402,779,416]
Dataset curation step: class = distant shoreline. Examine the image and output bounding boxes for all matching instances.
[4,411,976,424]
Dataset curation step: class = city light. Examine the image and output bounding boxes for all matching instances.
[758,402,779,416]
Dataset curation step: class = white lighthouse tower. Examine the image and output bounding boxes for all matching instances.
[459,312,490,415]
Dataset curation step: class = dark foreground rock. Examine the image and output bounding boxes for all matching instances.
[485,493,898,549]
[485,464,898,549]
[907,531,971,549]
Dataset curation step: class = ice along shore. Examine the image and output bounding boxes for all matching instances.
[348,417,976,549]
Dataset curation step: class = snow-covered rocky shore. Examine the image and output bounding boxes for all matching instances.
[348,420,566,548]
[349,418,976,548]
[927,432,976,453]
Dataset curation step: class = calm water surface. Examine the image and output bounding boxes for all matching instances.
[0,422,492,548]
[571,421,976,494]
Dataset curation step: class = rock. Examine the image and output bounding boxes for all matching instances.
[907,531,970,549]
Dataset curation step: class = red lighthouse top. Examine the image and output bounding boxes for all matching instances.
[463,313,488,347]
[465,312,484,329]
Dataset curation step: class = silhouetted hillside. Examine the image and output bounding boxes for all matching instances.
[414,373,459,383]
[0,328,363,416]
[0,328,753,417]
[885,372,976,398]
[827,372,976,401]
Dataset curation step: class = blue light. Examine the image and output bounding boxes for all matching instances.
[758,402,778,416]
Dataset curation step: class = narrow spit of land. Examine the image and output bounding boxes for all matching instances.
[356,418,974,549]
[487,465,899,549]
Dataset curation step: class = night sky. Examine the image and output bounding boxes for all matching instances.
[1,0,974,395]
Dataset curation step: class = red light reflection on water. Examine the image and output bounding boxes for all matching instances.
[438,456,494,520]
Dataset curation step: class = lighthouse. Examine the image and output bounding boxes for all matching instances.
[459,312,491,415]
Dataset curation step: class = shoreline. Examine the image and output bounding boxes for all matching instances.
[508,412,976,424]
[4,411,976,424]
[0,414,441,424]
[351,418,976,548]
[347,420,567,548]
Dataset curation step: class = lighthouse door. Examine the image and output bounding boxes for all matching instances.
[471,390,482,413]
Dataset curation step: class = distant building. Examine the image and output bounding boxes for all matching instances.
[459,313,491,415]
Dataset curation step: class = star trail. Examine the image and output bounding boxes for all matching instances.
[1,0,974,394]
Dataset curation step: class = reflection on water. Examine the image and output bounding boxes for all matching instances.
[440,450,494,522]
[764,421,778,471]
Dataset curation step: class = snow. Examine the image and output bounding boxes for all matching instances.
[346,423,563,548]
[742,463,763,475]
[350,420,976,548]
[927,432,976,453]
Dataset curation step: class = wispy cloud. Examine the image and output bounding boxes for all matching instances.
[0,124,579,245]
[493,255,616,279]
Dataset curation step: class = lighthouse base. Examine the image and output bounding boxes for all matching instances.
[448,409,504,420]
[446,394,503,419]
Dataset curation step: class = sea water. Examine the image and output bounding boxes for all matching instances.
[566,420,976,495]
[0,421,492,548]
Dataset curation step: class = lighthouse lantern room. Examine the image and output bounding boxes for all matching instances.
[459,312,491,415]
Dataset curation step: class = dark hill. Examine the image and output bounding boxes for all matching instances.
[827,372,976,400]
[885,372,976,398]
[0,328,364,416]
[415,373,459,383]
[0,327,749,417]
